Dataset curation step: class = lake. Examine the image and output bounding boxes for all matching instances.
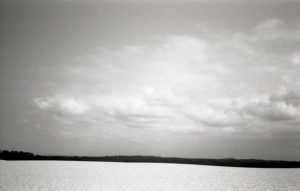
[0,160,299,191]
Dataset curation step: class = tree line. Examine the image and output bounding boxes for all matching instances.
[1,150,299,168]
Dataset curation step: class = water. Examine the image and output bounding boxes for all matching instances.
[0,160,299,191]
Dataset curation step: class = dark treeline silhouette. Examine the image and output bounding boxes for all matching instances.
[0,150,35,160]
[1,150,300,168]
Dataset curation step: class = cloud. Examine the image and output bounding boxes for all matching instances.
[253,19,283,32]
[32,34,300,136]
[291,53,300,66]
[245,97,299,121]
[251,18,300,41]
[271,86,300,107]
[183,102,246,127]
[33,97,54,109]
[33,96,90,115]
[57,97,90,114]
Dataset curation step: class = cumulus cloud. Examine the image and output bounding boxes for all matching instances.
[33,96,90,115]
[182,91,300,129]
[244,97,299,121]
[183,101,246,127]
[32,34,300,135]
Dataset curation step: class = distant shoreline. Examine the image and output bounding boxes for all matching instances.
[1,150,300,168]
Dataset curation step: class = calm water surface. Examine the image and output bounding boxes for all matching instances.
[0,160,299,191]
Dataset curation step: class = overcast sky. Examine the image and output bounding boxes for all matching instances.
[0,0,299,160]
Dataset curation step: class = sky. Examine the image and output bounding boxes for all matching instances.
[0,0,300,160]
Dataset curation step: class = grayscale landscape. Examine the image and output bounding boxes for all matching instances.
[0,0,299,190]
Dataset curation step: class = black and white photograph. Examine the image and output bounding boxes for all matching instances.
[0,0,300,190]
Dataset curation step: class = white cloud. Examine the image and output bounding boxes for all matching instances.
[291,53,300,66]
[32,34,300,135]
[183,102,246,127]
[57,97,90,114]
[33,96,90,115]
